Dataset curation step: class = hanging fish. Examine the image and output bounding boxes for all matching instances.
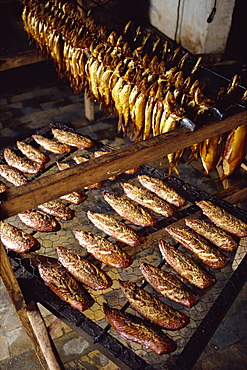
[199,135,224,176]
[143,96,155,140]
[220,124,247,181]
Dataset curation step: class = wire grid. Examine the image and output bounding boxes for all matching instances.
[2,124,247,369]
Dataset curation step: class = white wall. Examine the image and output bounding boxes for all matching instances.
[149,0,236,55]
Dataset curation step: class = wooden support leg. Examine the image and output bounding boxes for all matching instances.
[0,242,64,370]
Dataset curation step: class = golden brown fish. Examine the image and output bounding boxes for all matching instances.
[120,182,174,217]
[143,96,155,140]
[38,199,75,221]
[159,240,216,289]
[119,81,132,133]
[220,124,247,181]
[87,211,145,247]
[140,262,199,307]
[56,246,112,290]
[59,191,87,205]
[165,225,229,269]
[111,76,125,130]
[138,174,186,206]
[52,128,94,149]
[0,221,40,253]
[73,230,132,268]
[16,141,50,164]
[18,209,61,232]
[87,58,101,100]
[184,218,238,252]
[38,263,94,312]
[101,68,113,107]
[196,200,247,238]
[132,91,147,140]
[102,191,156,227]
[152,100,163,137]
[32,134,72,154]
[199,135,223,176]
[4,148,44,174]
[103,303,177,355]
[0,164,27,186]
[119,280,189,330]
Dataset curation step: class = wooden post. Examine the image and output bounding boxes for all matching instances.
[84,91,95,122]
[76,0,95,122]
[0,241,64,370]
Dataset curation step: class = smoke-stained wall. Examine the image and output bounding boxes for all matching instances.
[149,0,236,54]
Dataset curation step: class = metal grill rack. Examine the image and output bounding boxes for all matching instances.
[2,123,247,369]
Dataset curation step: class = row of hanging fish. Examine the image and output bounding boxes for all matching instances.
[21,0,247,178]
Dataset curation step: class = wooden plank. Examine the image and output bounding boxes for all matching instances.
[0,110,246,219]
[0,50,43,71]
[0,241,64,369]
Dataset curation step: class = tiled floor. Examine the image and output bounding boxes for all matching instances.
[0,62,247,369]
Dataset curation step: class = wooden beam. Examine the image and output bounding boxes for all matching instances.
[0,241,64,369]
[0,110,246,219]
[0,50,43,71]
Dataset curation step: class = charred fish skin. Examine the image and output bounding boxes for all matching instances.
[140,262,199,308]
[56,246,112,290]
[102,190,156,227]
[87,211,145,247]
[138,174,186,207]
[184,218,238,252]
[38,263,95,312]
[119,280,189,330]
[73,230,133,268]
[196,200,247,238]
[120,182,174,217]
[159,240,216,289]
[103,303,177,355]
[0,221,40,254]
[165,225,230,269]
